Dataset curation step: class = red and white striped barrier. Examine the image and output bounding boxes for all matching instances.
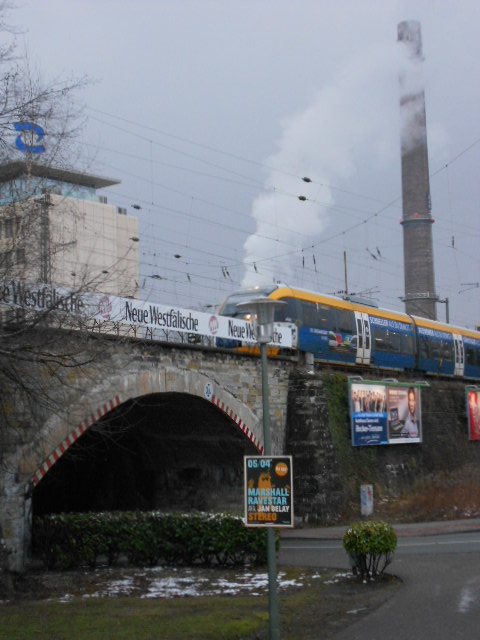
[31,395,122,486]
[210,394,263,453]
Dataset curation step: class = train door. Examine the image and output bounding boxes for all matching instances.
[453,333,465,376]
[354,311,371,365]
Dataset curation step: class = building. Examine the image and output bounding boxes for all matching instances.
[0,161,139,299]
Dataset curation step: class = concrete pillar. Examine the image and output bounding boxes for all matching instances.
[1,470,28,573]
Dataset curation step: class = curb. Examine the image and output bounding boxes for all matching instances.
[280,517,480,541]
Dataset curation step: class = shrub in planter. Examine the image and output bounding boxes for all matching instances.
[343,520,397,580]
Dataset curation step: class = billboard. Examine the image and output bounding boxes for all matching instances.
[466,387,480,441]
[0,278,293,347]
[349,379,422,446]
[244,456,294,527]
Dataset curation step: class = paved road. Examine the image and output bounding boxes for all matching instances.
[279,519,480,639]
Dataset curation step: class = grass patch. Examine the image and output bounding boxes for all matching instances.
[0,567,400,640]
[1,594,265,640]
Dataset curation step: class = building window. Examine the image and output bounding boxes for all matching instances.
[16,248,25,265]
[0,250,13,269]
[4,218,13,237]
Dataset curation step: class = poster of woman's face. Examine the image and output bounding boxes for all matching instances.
[387,386,421,442]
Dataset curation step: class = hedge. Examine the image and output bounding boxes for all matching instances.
[33,511,276,570]
[343,520,397,580]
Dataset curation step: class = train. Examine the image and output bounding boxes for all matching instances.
[217,284,480,381]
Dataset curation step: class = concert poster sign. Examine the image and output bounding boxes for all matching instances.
[349,379,423,446]
[244,456,294,528]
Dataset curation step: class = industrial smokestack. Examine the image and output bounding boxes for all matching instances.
[398,20,437,320]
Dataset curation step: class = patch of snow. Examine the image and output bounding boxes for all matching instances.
[347,607,368,614]
[58,594,74,602]
[458,587,476,613]
[42,567,319,601]
[324,572,351,584]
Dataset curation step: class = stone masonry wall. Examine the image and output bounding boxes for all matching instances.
[285,368,480,524]
[3,329,480,571]
[284,371,345,523]
[0,333,293,572]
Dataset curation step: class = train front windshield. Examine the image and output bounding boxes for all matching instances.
[219,287,277,318]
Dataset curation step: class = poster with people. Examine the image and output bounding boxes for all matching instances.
[349,380,423,446]
[350,383,388,446]
[467,388,480,441]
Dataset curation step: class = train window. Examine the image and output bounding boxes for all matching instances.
[374,329,387,351]
[300,301,317,327]
[299,301,335,329]
[442,341,453,361]
[316,304,335,329]
[466,345,478,367]
[219,286,277,316]
[401,333,414,355]
[274,297,298,322]
[337,309,354,333]
[430,341,444,359]
[418,335,429,359]
[388,331,400,353]
[374,327,400,353]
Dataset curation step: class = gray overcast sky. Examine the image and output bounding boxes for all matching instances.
[13,0,480,328]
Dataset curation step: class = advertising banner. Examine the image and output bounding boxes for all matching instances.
[244,456,294,527]
[349,379,422,446]
[466,387,480,441]
[350,382,388,445]
[0,279,293,347]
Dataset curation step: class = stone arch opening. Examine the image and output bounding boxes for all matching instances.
[32,391,260,517]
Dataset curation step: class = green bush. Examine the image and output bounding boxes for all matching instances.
[343,520,397,580]
[33,511,276,570]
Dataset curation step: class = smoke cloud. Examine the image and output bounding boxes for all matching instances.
[242,40,422,289]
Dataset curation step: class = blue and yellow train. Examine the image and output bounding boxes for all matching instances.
[218,284,480,380]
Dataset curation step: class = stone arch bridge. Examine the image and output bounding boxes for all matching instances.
[1,336,297,572]
[2,332,477,574]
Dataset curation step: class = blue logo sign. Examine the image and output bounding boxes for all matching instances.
[14,123,45,154]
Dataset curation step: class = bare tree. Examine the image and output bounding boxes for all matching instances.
[0,4,146,584]
[0,2,134,472]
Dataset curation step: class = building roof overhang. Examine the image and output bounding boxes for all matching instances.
[0,161,120,189]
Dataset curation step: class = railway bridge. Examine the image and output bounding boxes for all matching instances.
[1,329,478,574]
[1,333,302,572]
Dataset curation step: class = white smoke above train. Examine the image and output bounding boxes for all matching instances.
[241,38,445,292]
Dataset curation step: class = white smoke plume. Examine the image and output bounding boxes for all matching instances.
[397,23,430,155]
[242,40,421,289]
